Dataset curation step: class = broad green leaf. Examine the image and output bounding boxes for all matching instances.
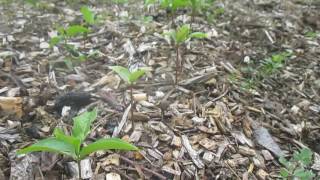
[25,0,39,6]
[49,36,62,47]
[110,66,131,84]
[279,156,289,168]
[54,128,81,154]
[66,25,89,37]
[176,24,190,44]
[163,31,177,42]
[189,32,207,39]
[72,108,97,142]
[57,26,66,36]
[172,0,190,10]
[79,138,138,159]
[129,69,145,83]
[160,0,170,8]
[293,168,315,179]
[81,6,95,25]
[145,0,156,5]
[293,148,313,166]
[17,138,77,159]
[279,168,289,178]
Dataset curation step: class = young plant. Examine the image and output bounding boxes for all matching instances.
[189,0,206,23]
[17,109,138,179]
[279,148,315,180]
[164,24,207,83]
[260,51,291,77]
[110,66,145,117]
[146,0,190,27]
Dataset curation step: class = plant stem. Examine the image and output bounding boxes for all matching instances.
[130,85,133,118]
[77,160,82,180]
[175,45,180,84]
[171,10,176,28]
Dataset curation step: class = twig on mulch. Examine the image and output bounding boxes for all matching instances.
[119,156,167,180]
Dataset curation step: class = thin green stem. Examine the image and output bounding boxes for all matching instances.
[77,160,82,180]
[175,45,179,84]
[130,85,133,118]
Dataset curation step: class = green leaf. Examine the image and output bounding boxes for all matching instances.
[79,138,138,159]
[54,128,81,155]
[293,168,315,179]
[129,69,145,83]
[17,138,77,159]
[145,0,156,5]
[293,148,313,166]
[172,0,190,10]
[189,32,207,39]
[279,168,289,178]
[49,36,62,47]
[110,66,131,84]
[81,6,95,25]
[72,108,98,142]
[176,24,190,44]
[66,25,90,37]
[279,156,289,168]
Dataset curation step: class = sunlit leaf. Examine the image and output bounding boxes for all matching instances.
[72,108,97,142]
[54,128,81,154]
[129,69,145,83]
[279,168,289,178]
[79,138,138,159]
[17,138,77,159]
[66,25,90,37]
[81,6,95,25]
[293,148,313,166]
[49,36,62,47]
[189,32,207,39]
[110,66,131,84]
[176,24,190,44]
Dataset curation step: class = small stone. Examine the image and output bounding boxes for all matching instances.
[261,150,274,161]
[191,116,206,124]
[238,146,256,156]
[40,42,50,49]
[203,151,215,163]
[290,105,300,114]
[159,134,172,142]
[106,172,121,180]
[102,154,120,166]
[256,169,268,180]
[171,135,182,147]
[199,138,217,150]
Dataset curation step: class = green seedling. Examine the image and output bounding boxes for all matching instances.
[305,31,318,39]
[260,51,291,76]
[80,6,96,25]
[164,24,207,83]
[110,66,145,117]
[279,148,315,180]
[189,0,208,23]
[145,0,190,27]
[17,108,138,179]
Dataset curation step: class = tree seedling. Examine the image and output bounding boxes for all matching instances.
[163,24,207,83]
[110,66,146,118]
[145,0,190,27]
[17,108,138,179]
[279,148,315,180]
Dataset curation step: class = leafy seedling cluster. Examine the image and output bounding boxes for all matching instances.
[163,24,207,83]
[110,66,146,117]
[145,0,223,26]
[17,108,138,179]
[279,148,315,180]
[231,51,292,92]
[50,6,97,69]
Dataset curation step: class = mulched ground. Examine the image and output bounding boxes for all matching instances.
[0,0,319,179]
